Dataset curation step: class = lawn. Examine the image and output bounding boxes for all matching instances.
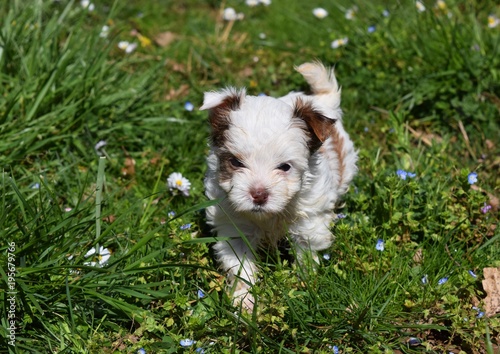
[1,0,499,353]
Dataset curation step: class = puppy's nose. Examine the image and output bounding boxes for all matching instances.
[250,188,269,205]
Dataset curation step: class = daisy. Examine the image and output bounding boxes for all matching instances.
[246,0,259,6]
[100,25,110,38]
[259,0,271,5]
[223,8,244,21]
[80,0,95,11]
[331,37,348,49]
[167,172,191,196]
[345,7,357,20]
[84,246,111,267]
[117,41,138,54]
[312,8,328,19]
[416,1,426,12]
[488,15,500,28]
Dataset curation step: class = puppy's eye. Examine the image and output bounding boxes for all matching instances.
[229,157,245,168]
[277,163,291,172]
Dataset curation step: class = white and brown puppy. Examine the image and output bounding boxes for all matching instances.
[200,62,357,311]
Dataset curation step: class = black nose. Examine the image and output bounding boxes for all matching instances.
[250,188,269,205]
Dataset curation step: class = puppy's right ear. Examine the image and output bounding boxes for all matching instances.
[200,87,245,147]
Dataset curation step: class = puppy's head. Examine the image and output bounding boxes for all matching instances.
[201,88,334,218]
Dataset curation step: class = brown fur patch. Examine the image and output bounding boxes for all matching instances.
[208,92,243,148]
[324,125,347,188]
[217,151,237,183]
[293,98,336,152]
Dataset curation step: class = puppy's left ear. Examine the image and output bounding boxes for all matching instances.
[200,87,246,148]
[199,87,246,111]
[293,98,336,151]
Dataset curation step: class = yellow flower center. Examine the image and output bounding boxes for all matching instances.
[176,179,183,187]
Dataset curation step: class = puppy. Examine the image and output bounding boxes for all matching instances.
[200,62,357,311]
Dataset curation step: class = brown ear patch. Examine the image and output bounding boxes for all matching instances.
[293,98,336,151]
[208,92,243,148]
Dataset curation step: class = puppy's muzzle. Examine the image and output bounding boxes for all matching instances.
[250,187,269,206]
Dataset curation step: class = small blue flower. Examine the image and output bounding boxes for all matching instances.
[397,169,408,180]
[30,183,40,189]
[467,172,478,185]
[397,170,416,180]
[382,9,390,17]
[197,289,205,298]
[180,339,195,347]
[468,270,477,278]
[323,253,331,261]
[195,348,205,354]
[368,25,376,33]
[408,337,421,346]
[137,349,146,354]
[328,345,339,354]
[421,274,428,284]
[472,306,485,318]
[168,211,176,218]
[438,277,448,285]
[180,223,192,230]
[375,239,385,251]
[337,213,346,219]
[184,101,194,112]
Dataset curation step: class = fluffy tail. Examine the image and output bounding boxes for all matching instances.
[295,61,341,112]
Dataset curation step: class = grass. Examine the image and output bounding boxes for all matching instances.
[0,0,499,352]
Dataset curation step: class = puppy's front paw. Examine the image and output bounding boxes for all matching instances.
[231,283,255,312]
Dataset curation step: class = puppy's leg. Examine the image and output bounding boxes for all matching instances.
[289,216,333,266]
[213,228,258,311]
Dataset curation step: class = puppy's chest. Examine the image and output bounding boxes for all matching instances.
[251,216,291,246]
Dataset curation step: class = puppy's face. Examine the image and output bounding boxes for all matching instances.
[201,89,334,218]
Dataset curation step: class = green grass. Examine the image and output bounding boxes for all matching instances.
[1,0,499,352]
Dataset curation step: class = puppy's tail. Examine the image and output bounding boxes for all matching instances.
[295,61,341,112]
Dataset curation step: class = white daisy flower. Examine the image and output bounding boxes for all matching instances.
[84,246,111,267]
[416,1,426,12]
[100,25,110,38]
[313,8,328,19]
[488,15,500,28]
[167,172,191,197]
[117,41,138,54]
[80,0,95,11]
[246,0,259,6]
[331,37,348,49]
[223,8,244,21]
[259,0,271,5]
[345,7,357,20]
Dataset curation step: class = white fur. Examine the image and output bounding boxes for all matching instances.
[201,62,358,311]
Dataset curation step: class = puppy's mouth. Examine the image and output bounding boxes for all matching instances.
[251,205,266,213]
